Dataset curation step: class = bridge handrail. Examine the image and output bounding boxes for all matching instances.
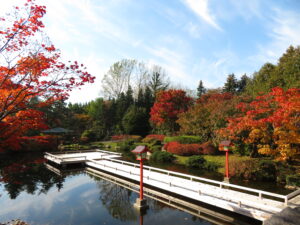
[46,149,121,155]
[287,188,300,200]
[102,158,287,202]
[60,156,87,162]
[87,159,283,212]
[45,153,87,162]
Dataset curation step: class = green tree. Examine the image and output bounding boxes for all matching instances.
[197,80,206,97]
[122,106,150,136]
[149,66,170,96]
[223,74,238,93]
[245,63,275,97]
[237,74,250,94]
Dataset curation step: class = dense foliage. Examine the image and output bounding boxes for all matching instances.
[219,87,300,160]
[0,0,94,151]
[150,89,193,133]
[164,142,202,156]
[1,0,299,165]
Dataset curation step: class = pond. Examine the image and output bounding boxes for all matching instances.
[0,153,264,225]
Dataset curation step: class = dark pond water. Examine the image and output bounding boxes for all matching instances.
[0,153,269,225]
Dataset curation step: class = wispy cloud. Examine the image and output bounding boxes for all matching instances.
[228,0,262,21]
[249,7,300,67]
[182,0,221,30]
[146,46,195,87]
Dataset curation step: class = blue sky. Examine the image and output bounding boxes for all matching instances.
[2,0,300,102]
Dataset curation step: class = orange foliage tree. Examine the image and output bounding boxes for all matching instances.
[0,0,95,151]
[150,89,192,134]
[219,87,300,160]
[177,92,240,144]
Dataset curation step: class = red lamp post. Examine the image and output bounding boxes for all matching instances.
[219,140,233,183]
[132,146,149,210]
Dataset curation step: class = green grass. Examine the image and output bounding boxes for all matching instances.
[175,154,254,173]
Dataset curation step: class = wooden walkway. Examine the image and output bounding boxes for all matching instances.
[45,150,300,221]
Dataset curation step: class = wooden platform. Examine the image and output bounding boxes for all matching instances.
[45,150,121,165]
[45,151,300,221]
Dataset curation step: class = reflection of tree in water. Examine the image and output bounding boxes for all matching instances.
[87,173,170,221]
[96,179,137,221]
[0,154,65,199]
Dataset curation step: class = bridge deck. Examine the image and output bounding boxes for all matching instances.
[45,150,121,164]
[45,151,300,221]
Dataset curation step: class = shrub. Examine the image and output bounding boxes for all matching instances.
[229,159,258,180]
[276,162,296,183]
[286,175,300,187]
[164,136,202,144]
[81,130,96,141]
[186,156,206,168]
[200,142,217,155]
[142,137,161,146]
[118,140,136,152]
[144,134,165,142]
[164,141,202,156]
[111,135,142,142]
[150,151,175,163]
[149,145,162,152]
[204,161,219,171]
[257,160,277,181]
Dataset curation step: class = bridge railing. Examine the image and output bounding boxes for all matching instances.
[87,159,285,213]
[94,157,289,205]
[45,152,87,163]
[46,149,121,156]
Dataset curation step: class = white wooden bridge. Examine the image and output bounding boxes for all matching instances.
[45,150,300,222]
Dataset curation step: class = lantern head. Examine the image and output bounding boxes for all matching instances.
[219,140,233,151]
[131,146,149,161]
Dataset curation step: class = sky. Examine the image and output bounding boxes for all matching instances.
[1,0,300,103]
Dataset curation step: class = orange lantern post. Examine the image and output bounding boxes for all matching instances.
[132,146,149,210]
[219,140,233,183]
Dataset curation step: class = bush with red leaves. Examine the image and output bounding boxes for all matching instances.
[164,141,202,156]
[200,142,218,155]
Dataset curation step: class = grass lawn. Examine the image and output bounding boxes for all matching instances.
[175,154,254,173]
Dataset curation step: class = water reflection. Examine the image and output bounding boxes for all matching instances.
[96,177,137,221]
[0,153,260,225]
[0,153,65,199]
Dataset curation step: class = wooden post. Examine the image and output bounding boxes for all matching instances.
[225,150,229,179]
[140,160,144,200]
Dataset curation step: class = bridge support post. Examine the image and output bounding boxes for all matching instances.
[132,146,149,211]
[134,160,149,211]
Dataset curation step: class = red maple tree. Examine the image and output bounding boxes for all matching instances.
[219,87,300,160]
[0,0,95,151]
[150,89,192,133]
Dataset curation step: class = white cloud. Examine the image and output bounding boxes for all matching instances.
[146,46,195,87]
[182,0,221,30]
[228,0,262,21]
[190,49,245,88]
[249,7,300,68]
[185,22,202,38]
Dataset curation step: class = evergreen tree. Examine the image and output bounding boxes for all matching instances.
[245,63,275,97]
[237,74,249,93]
[197,80,206,97]
[122,106,150,136]
[149,66,169,96]
[223,74,238,94]
[125,85,134,106]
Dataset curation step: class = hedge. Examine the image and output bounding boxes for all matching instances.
[150,151,175,163]
[164,136,202,144]
[164,141,202,156]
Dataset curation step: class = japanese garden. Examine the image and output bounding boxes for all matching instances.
[0,1,299,225]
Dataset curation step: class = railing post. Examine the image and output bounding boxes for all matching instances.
[284,197,288,206]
